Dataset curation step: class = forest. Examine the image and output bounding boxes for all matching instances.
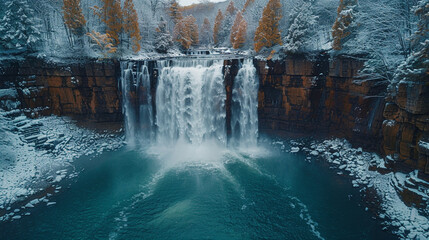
[0,0,428,83]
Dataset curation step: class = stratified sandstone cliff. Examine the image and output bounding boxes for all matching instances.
[383,78,429,174]
[255,55,387,152]
[0,57,121,122]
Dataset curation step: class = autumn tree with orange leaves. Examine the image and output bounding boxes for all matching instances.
[213,9,223,46]
[231,11,247,49]
[332,0,357,50]
[169,0,183,25]
[62,0,86,46]
[87,30,117,58]
[92,0,123,46]
[174,15,199,50]
[253,0,282,52]
[123,0,141,53]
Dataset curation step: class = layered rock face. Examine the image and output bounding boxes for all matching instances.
[255,55,387,151]
[383,79,429,174]
[0,58,121,122]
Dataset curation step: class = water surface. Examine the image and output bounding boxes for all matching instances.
[0,142,396,240]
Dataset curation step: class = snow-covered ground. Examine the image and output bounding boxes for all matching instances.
[0,111,124,221]
[280,138,429,240]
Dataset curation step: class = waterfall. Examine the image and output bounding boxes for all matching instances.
[231,59,259,147]
[156,59,226,145]
[121,58,258,148]
[120,61,154,146]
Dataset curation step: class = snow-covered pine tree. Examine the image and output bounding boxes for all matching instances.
[0,0,41,52]
[213,9,224,46]
[200,18,212,46]
[219,1,237,46]
[63,0,87,46]
[391,0,428,90]
[332,0,357,51]
[254,0,282,52]
[123,0,142,53]
[154,17,173,53]
[283,2,318,54]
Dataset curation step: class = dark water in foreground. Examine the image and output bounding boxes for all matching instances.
[0,142,396,240]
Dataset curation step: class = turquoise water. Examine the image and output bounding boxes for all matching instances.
[0,141,396,240]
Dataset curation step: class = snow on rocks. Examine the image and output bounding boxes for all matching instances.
[291,138,429,240]
[0,112,124,221]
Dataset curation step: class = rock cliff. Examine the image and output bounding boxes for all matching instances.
[255,55,387,152]
[383,78,429,174]
[0,57,121,122]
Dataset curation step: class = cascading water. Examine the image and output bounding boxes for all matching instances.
[156,59,226,145]
[121,58,258,148]
[231,59,259,147]
[120,61,154,146]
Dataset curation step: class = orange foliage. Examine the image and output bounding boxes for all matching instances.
[213,9,223,45]
[231,11,247,49]
[87,30,117,58]
[62,0,87,36]
[123,0,141,53]
[253,0,282,52]
[225,1,236,16]
[169,0,183,25]
[233,17,247,49]
[332,0,356,50]
[93,0,123,46]
[242,0,254,12]
[173,15,199,49]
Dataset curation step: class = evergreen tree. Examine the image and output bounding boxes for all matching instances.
[391,0,429,88]
[123,0,141,53]
[283,2,318,53]
[213,9,224,46]
[200,18,212,46]
[0,0,41,51]
[219,1,237,46]
[169,0,183,25]
[63,0,87,39]
[154,17,173,53]
[332,0,357,50]
[253,0,282,52]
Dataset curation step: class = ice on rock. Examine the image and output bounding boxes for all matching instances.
[29,199,39,205]
[290,147,300,153]
[310,150,319,156]
[24,202,34,208]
